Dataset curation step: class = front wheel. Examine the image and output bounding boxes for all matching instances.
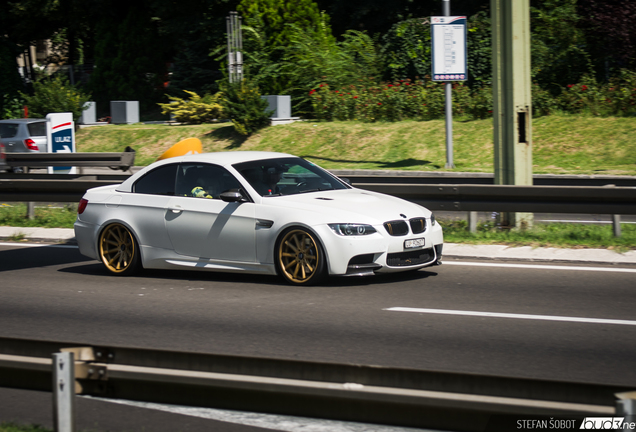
[98,223,140,275]
[276,228,326,286]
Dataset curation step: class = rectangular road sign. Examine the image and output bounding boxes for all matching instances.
[46,113,76,174]
[431,16,467,81]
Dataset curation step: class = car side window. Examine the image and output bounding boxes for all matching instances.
[176,163,243,199]
[134,164,178,195]
[0,124,18,139]
[27,122,47,137]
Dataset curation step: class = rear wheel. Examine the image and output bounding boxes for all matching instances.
[276,228,325,286]
[99,223,140,275]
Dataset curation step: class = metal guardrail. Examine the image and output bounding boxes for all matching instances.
[330,171,636,187]
[1,176,635,216]
[0,336,633,431]
[5,147,136,171]
[362,183,636,215]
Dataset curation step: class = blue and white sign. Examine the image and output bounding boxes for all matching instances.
[431,16,468,82]
[46,112,76,174]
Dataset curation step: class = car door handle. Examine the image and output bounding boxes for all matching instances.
[168,206,183,214]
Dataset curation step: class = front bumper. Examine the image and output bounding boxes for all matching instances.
[316,221,444,276]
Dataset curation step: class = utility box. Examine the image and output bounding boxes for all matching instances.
[79,101,96,124]
[261,95,291,119]
[111,101,139,124]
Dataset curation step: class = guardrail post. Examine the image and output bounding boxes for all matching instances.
[52,351,76,432]
[26,202,35,220]
[616,392,636,424]
[612,215,622,238]
[468,211,478,233]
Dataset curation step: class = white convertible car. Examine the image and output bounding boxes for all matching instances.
[74,151,443,285]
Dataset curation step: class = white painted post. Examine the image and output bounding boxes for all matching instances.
[53,352,76,432]
[612,215,622,237]
[468,211,478,233]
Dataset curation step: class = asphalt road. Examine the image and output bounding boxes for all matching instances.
[1,243,635,430]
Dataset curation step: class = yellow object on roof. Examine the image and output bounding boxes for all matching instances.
[157,137,203,160]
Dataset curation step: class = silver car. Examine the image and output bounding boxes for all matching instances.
[0,119,47,153]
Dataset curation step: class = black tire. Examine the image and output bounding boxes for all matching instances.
[276,227,326,286]
[98,223,141,275]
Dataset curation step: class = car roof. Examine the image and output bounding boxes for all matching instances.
[117,151,298,193]
[173,151,297,167]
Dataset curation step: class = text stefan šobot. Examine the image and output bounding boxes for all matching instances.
[517,417,636,430]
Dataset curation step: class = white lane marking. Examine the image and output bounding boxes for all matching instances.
[443,261,636,273]
[540,220,636,224]
[385,307,636,327]
[0,242,77,248]
[83,397,431,432]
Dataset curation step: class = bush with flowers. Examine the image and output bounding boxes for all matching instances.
[309,77,490,122]
[558,71,636,117]
[308,68,636,122]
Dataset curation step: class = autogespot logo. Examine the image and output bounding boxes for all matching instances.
[580,418,625,430]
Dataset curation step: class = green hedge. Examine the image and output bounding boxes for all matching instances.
[309,70,636,122]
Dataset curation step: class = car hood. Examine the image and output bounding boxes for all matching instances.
[268,188,430,224]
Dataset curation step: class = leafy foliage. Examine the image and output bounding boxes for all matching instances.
[238,0,330,95]
[20,75,91,122]
[310,78,480,122]
[158,90,224,124]
[282,23,382,115]
[531,0,592,93]
[381,19,430,82]
[220,79,272,136]
[87,4,168,113]
[1,93,26,119]
[578,0,636,74]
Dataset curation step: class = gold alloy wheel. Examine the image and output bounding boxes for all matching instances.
[99,223,138,274]
[277,229,323,284]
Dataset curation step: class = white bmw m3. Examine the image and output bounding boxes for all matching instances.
[74,151,443,285]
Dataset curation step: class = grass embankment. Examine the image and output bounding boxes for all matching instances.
[0,423,50,432]
[2,115,635,249]
[75,115,636,175]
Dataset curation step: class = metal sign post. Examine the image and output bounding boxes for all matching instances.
[431,3,467,169]
[226,12,244,84]
[52,351,76,432]
[491,0,533,229]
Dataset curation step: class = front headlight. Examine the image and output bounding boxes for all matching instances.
[328,223,377,236]
[430,213,436,226]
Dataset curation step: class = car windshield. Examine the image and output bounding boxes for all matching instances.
[233,157,349,197]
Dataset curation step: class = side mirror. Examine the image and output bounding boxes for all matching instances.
[340,177,351,185]
[220,191,244,202]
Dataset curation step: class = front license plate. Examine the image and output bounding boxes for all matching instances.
[404,238,425,249]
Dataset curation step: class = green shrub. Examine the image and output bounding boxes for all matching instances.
[531,82,558,117]
[220,79,272,136]
[1,94,26,119]
[310,78,483,122]
[158,90,224,124]
[465,85,493,119]
[603,69,636,117]
[20,76,91,123]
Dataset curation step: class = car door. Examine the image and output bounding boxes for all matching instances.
[165,163,257,262]
[124,163,178,250]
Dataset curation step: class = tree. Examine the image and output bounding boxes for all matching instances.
[238,0,332,94]
[531,0,592,93]
[87,0,169,113]
[21,75,91,123]
[577,0,636,78]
